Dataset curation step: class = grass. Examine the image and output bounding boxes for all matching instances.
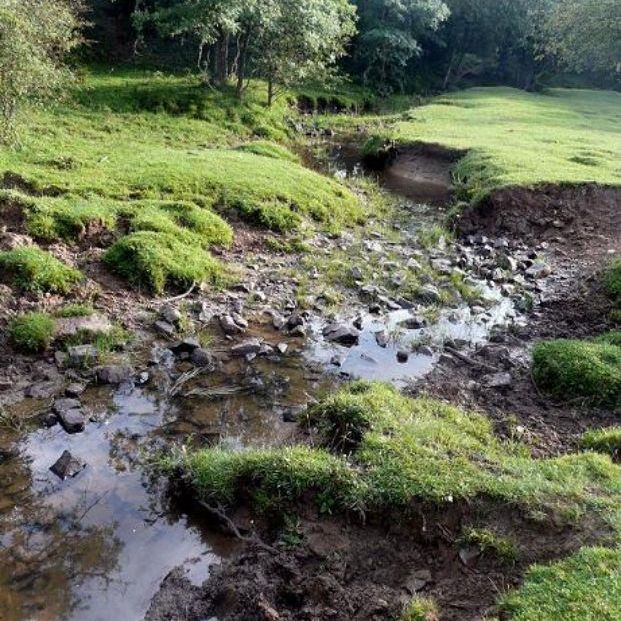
[0,247,81,294]
[532,338,621,405]
[604,260,621,304]
[460,527,519,563]
[401,597,439,621]
[582,428,621,461]
[169,382,621,530]
[9,312,55,353]
[235,141,300,163]
[54,303,95,318]
[501,547,621,621]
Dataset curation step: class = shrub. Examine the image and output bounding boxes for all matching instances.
[9,312,55,353]
[532,339,621,405]
[104,231,224,294]
[604,260,621,302]
[581,427,621,460]
[501,547,621,621]
[0,247,82,294]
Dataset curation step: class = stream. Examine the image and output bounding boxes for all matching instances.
[0,143,527,621]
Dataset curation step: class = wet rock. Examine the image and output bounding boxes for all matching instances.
[55,314,113,339]
[374,330,388,348]
[160,305,182,326]
[219,314,245,336]
[276,343,288,355]
[66,344,98,368]
[353,316,364,330]
[267,309,286,330]
[154,320,176,337]
[25,380,62,399]
[168,337,201,356]
[404,569,432,595]
[53,398,81,414]
[231,339,263,357]
[417,285,442,304]
[400,316,427,330]
[191,348,217,369]
[290,325,306,338]
[42,412,58,428]
[482,372,513,389]
[419,346,434,357]
[286,313,305,330]
[397,350,409,363]
[65,383,86,398]
[96,365,133,385]
[323,324,360,347]
[50,450,85,480]
[53,400,85,434]
[330,355,343,367]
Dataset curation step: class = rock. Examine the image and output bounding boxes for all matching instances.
[25,380,62,399]
[397,350,409,363]
[231,339,263,357]
[160,305,182,326]
[374,330,388,348]
[65,383,86,398]
[54,314,112,339]
[286,313,305,330]
[323,324,360,347]
[42,412,58,428]
[353,316,364,330]
[136,371,150,385]
[289,325,306,338]
[55,407,85,434]
[96,365,133,385]
[168,337,201,355]
[191,348,217,368]
[66,344,98,368]
[404,569,432,594]
[351,266,363,280]
[219,314,244,336]
[417,285,442,304]
[282,405,306,423]
[50,450,85,480]
[276,343,288,355]
[268,310,286,330]
[482,372,513,389]
[526,262,551,279]
[459,546,481,567]
[419,346,434,357]
[400,316,427,330]
[53,398,81,414]
[154,320,176,337]
[330,355,343,367]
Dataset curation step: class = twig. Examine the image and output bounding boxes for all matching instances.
[159,281,197,305]
[197,500,279,554]
[444,346,499,373]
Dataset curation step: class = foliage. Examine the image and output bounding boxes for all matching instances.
[582,428,621,461]
[401,597,439,621]
[501,547,621,621]
[9,312,55,353]
[532,339,621,406]
[0,0,83,142]
[604,260,621,304]
[104,231,224,294]
[0,247,81,294]
[54,303,95,318]
[460,527,519,562]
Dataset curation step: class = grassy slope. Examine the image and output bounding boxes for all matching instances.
[395,88,621,199]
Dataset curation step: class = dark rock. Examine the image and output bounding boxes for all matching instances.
[286,313,305,330]
[417,285,442,304]
[160,305,182,326]
[65,383,86,398]
[96,365,133,385]
[400,316,427,330]
[397,350,409,363]
[42,412,58,428]
[323,324,360,347]
[168,337,201,356]
[67,344,98,368]
[231,339,263,357]
[154,320,176,337]
[191,348,217,368]
[220,314,244,335]
[25,380,62,399]
[459,546,481,567]
[55,407,85,434]
[289,325,306,338]
[50,450,85,480]
[282,405,306,423]
[353,316,364,330]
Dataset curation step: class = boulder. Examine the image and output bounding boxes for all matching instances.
[55,314,112,340]
[323,324,360,347]
[168,337,201,356]
[50,450,85,480]
[231,339,263,357]
[96,365,133,385]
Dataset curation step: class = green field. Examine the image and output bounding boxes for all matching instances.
[395,88,621,199]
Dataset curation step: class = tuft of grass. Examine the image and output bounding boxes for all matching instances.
[460,527,519,563]
[0,247,82,294]
[501,547,621,621]
[236,141,300,163]
[104,231,225,294]
[532,339,621,405]
[401,597,439,621]
[171,382,621,529]
[9,312,55,353]
[604,260,621,304]
[582,428,621,461]
[54,303,95,318]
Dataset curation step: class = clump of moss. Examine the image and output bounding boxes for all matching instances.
[501,547,621,621]
[604,260,621,303]
[582,427,621,461]
[9,312,55,353]
[0,247,82,294]
[401,597,439,621]
[54,303,95,318]
[460,527,519,563]
[104,231,224,294]
[236,141,300,163]
[532,339,621,405]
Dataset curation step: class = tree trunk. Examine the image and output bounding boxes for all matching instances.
[236,32,250,100]
[215,32,230,85]
[267,77,274,107]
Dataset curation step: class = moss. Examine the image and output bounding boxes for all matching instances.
[0,247,82,294]
[532,339,621,405]
[501,547,621,621]
[54,303,95,318]
[104,231,225,294]
[582,427,621,461]
[460,527,519,563]
[401,597,439,621]
[236,141,300,163]
[9,312,55,353]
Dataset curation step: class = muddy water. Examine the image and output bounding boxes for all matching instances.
[0,144,523,621]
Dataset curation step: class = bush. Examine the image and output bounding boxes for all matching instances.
[532,339,621,405]
[501,547,621,621]
[0,247,81,294]
[104,231,224,294]
[9,312,55,353]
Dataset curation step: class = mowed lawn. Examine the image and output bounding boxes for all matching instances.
[394,87,621,198]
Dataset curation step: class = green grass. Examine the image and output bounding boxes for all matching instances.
[460,527,519,563]
[582,428,621,460]
[604,260,621,303]
[401,597,439,621]
[9,312,55,353]
[235,140,300,163]
[104,231,225,294]
[170,382,621,529]
[0,247,82,294]
[501,547,621,621]
[533,339,621,405]
[54,303,95,318]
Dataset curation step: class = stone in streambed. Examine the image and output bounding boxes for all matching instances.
[168,337,201,356]
[96,365,133,385]
[323,324,360,347]
[50,450,86,480]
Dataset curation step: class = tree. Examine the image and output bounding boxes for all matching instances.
[544,0,621,77]
[352,0,450,94]
[0,0,83,143]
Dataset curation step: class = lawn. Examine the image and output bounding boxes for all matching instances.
[394,87,621,199]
